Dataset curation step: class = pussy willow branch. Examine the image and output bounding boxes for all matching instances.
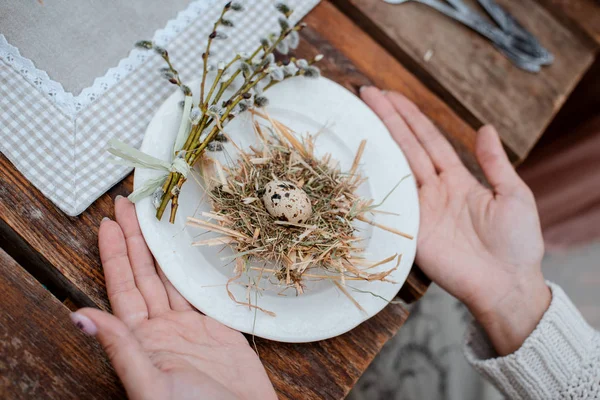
[184,32,285,155]
[163,56,180,83]
[263,55,319,91]
[200,6,229,109]
[180,45,262,154]
[159,51,184,88]
[211,46,263,106]
[156,71,268,222]
[204,54,239,111]
[194,47,262,147]
[155,20,310,222]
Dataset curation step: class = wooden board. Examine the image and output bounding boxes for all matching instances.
[532,57,600,148]
[257,303,409,399]
[0,248,124,399]
[333,0,596,161]
[0,242,408,400]
[536,0,600,48]
[304,1,481,175]
[0,163,409,400]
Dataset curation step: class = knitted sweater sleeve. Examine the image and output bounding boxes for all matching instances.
[463,282,600,399]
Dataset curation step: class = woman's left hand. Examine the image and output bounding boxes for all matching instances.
[71,196,276,400]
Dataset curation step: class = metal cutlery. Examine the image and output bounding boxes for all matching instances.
[477,0,553,65]
[383,0,553,72]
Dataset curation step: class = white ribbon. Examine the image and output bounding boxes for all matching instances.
[108,139,191,203]
[174,95,193,155]
[107,94,194,204]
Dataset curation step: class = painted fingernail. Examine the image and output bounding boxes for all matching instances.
[115,195,124,201]
[102,217,110,222]
[70,312,98,336]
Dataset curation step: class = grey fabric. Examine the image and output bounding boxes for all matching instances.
[0,0,190,94]
[349,242,600,400]
[465,282,600,399]
[348,284,503,400]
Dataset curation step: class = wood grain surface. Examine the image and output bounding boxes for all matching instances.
[305,1,481,176]
[536,0,600,47]
[0,3,441,398]
[332,0,595,161]
[0,248,124,399]
[0,159,410,399]
[1,1,593,397]
[257,304,409,399]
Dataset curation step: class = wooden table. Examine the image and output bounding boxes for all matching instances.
[333,0,598,162]
[1,1,597,398]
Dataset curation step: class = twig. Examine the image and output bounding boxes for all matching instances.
[334,281,366,313]
[356,214,414,239]
[349,140,367,177]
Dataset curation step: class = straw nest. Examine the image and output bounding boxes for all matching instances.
[187,111,413,314]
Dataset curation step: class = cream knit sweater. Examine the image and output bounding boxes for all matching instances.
[464,282,600,399]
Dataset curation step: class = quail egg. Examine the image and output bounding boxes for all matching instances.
[261,180,312,224]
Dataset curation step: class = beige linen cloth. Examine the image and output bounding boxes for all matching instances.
[0,0,320,215]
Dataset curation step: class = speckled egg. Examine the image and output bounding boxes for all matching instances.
[261,180,312,224]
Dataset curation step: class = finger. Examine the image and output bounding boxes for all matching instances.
[360,86,437,184]
[71,308,161,399]
[476,125,521,195]
[115,196,171,317]
[157,266,194,312]
[386,92,463,173]
[99,218,148,327]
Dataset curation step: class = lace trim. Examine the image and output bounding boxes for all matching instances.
[0,0,217,119]
[0,35,77,116]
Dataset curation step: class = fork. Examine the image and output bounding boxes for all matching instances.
[476,0,553,65]
[383,0,545,71]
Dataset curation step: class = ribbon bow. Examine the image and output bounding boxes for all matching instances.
[107,139,191,203]
[107,95,193,204]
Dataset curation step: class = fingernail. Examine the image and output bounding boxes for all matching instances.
[115,195,124,201]
[382,90,388,94]
[102,217,110,222]
[359,85,370,93]
[70,312,98,336]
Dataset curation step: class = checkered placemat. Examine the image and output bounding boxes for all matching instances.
[0,0,320,216]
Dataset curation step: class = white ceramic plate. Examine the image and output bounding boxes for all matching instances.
[135,77,419,343]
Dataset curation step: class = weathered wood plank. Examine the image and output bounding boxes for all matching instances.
[0,153,127,311]
[333,0,595,161]
[536,0,600,48]
[531,56,600,149]
[0,159,410,399]
[257,303,409,399]
[0,248,124,399]
[305,1,480,174]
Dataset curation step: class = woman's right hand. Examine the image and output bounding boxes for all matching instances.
[360,87,551,355]
[71,197,276,400]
